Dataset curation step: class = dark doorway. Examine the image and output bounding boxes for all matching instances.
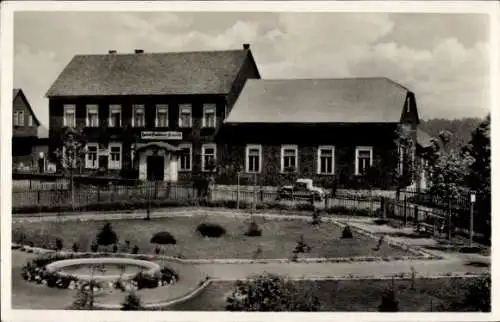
[38,158,45,173]
[147,156,164,181]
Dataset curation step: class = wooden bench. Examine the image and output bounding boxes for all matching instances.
[416,222,435,236]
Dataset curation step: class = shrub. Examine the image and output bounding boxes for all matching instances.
[72,242,79,252]
[112,244,118,253]
[197,223,226,238]
[294,235,311,253]
[154,246,161,254]
[150,231,177,245]
[378,289,399,312]
[96,222,118,246]
[374,219,389,225]
[132,272,158,289]
[132,245,139,254]
[121,292,143,311]
[55,238,63,251]
[312,210,321,225]
[90,242,99,252]
[341,226,353,239]
[245,221,262,237]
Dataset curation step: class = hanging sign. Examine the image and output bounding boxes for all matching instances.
[141,131,183,140]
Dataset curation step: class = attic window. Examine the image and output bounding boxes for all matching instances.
[406,97,411,113]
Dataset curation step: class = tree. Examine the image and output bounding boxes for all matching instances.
[52,127,87,209]
[463,115,491,241]
[121,292,143,311]
[96,222,118,247]
[226,273,321,311]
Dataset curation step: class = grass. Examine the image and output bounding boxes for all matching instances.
[167,278,485,312]
[12,214,408,259]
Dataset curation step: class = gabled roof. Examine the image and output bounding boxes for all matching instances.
[13,88,41,126]
[225,78,411,124]
[416,128,434,148]
[46,47,257,97]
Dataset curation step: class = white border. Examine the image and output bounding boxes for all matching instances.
[1,1,498,322]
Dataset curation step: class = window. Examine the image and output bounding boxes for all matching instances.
[317,146,335,175]
[132,105,145,127]
[179,144,192,171]
[108,143,122,170]
[281,145,298,172]
[178,104,192,128]
[246,144,262,173]
[156,104,168,127]
[13,111,23,126]
[355,146,373,175]
[85,143,99,169]
[63,105,75,128]
[86,105,99,127]
[202,104,216,128]
[109,105,122,127]
[201,144,216,172]
[28,115,33,127]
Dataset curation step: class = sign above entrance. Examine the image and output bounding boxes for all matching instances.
[141,131,183,140]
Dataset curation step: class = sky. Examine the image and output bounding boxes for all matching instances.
[13,12,491,135]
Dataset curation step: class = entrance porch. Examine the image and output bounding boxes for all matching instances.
[135,142,181,182]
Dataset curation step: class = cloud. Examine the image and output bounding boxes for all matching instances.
[13,12,490,129]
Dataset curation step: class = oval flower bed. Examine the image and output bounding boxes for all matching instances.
[21,253,179,292]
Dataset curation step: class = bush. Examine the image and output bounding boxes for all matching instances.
[55,238,63,251]
[341,226,353,239]
[132,272,158,289]
[197,223,226,238]
[150,231,177,245]
[378,289,399,312]
[90,242,98,252]
[72,242,79,252]
[121,292,143,311]
[245,221,262,237]
[131,245,139,254]
[294,235,311,253]
[312,210,321,225]
[154,246,161,254]
[96,222,118,246]
[112,244,118,253]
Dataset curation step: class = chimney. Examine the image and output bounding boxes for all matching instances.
[108,50,117,54]
[243,43,250,50]
[135,49,144,54]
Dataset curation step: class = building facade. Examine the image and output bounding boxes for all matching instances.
[46,45,261,181]
[217,78,429,189]
[12,88,48,172]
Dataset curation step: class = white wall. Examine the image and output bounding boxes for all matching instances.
[137,148,179,182]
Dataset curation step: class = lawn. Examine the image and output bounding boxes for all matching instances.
[12,214,408,259]
[167,278,484,312]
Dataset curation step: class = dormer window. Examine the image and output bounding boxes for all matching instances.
[156,104,168,127]
[109,105,121,127]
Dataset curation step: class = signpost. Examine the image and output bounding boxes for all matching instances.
[469,191,476,247]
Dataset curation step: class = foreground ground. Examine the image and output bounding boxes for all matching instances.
[12,214,408,259]
[167,278,482,312]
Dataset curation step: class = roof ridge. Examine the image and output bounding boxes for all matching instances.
[75,48,245,57]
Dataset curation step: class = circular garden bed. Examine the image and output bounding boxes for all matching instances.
[21,253,178,293]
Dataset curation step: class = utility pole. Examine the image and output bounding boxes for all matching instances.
[469,191,476,247]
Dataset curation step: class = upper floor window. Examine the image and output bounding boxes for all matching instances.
[246,144,262,173]
[281,145,298,173]
[132,105,145,127]
[63,105,75,128]
[109,105,121,128]
[317,146,335,175]
[355,146,373,175]
[28,115,33,127]
[86,104,99,127]
[201,143,216,172]
[179,143,192,171]
[178,104,192,128]
[202,104,216,128]
[156,104,168,127]
[85,143,99,169]
[13,111,24,126]
[108,142,122,170]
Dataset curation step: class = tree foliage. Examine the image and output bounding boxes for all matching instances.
[52,127,87,173]
[96,222,118,246]
[226,274,321,311]
[121,292,143,311]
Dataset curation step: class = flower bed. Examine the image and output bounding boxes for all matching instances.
[21,253,178,292]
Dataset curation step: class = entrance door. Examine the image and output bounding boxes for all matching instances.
[147,156,165,181]
[38,158,45,173]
